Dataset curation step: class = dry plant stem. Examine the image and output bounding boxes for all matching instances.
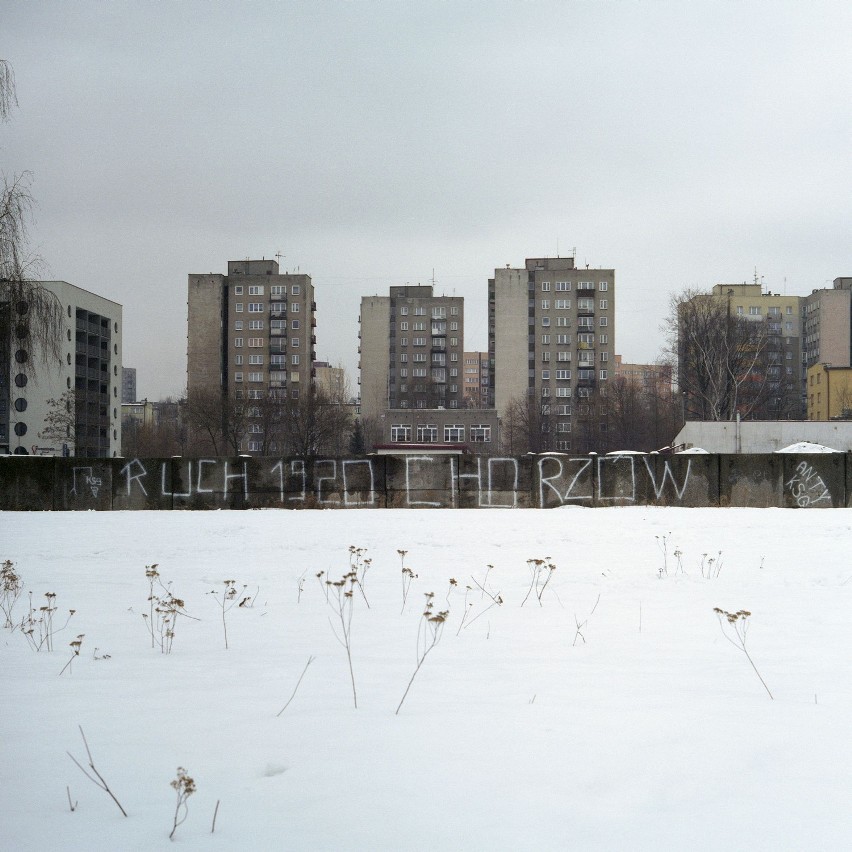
[714,608,773,700]
[59,634,84,675]
[396,595,447,715]
[326,571,358,708]
[66,786,77,812]
[169,767,196,841]
[573,615,587,646]
[67,725,127,817]
[211,800,220,834]
[277,656,315,716]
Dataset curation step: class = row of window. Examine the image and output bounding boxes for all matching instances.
[540,281,610,292]
[395,306,460,317]
[232,284,301,296]
[233,354,301,366]
[538,299,608,310]
[390,424,491,443]
[397,321,460,332]
[235,337,302,348]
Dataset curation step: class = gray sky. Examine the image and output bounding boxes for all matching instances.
[5,0,852,400]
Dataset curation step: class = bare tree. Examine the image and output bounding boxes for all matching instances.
[184,388,250,456]
[664,288,773,421]
[502,392,553,454]
[1,60,63,380]
[38,389,76,452]
[279,387,353,457]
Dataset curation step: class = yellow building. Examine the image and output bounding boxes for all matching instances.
[806,363,852,420]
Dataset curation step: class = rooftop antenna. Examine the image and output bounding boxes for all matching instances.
[556,236,559,258]
[275,250,285,264]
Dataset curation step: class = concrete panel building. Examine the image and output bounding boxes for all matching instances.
[462,351,490,408]
[803,278,852,370]
[806,363,852,420]
[359,285,465,424]
[1,280,122,457]
[489,256,615,452]
[187,259,317,453]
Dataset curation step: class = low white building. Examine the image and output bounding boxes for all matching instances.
[674,420,852,454]
[1,280,122,457]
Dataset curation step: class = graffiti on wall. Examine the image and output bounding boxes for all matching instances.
[70,466,104,499]
[784,461,832,507]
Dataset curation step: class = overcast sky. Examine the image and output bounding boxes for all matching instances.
[5,0,852,400]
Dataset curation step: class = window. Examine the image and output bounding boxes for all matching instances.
[599,317,608,327]
[290,302,300,313]
[412,353,427,363]
[271,302,285,314]
[556,316,570,327]
[470,425,491,443]
[558,404,572,416]
[541,387,551,397]
[749,306,761,316]
[599,299,608,310]
[432,306,446,319]
[444,424,464,442]
[249,319,264,330]
[736,306,744,315]
[450,306,459,315]
[556,334,570,345]
[271,285,286,296]
[414,306,425,315]
[248,423,262,433]
[768,306,781,316]
[541,334,550,344]
[599,334,608,344]
[391,425,411,442]
[270,354,284,366]
[555,299,571,309]
[248,372,263,382]
[291,337,300,347]
[248,338,264,347]
[249,389,263,399]
[417,424,438,442]
[556,387,571,397]
[400,321,409,331]
[234,354,243,365]
[400,338,408,347]
[400,353,408,363]
[248,285,264,295]
[450,352,458,362]
[400,367,408,377]
[235,303,244,312]
[450,337,458,347]
[234,320,244,330]
[249,354,263,365]
[400,306,408,316]
[556,281,571,291]
[413,337,426,346]
[598,282,608,291]
[578,318,593,329]
[248,303,264,313]
[786,305,793,315]
[233,286,244,295]
[556,369,571,380]
[234,337,244,348]
[785,322,793,331]
[557,422,571,432]
[600,369,608,380]
[413,367,427,377]
[541,299,550,310]
[600,352,608,362]
[234,372,243,383]
[291,320,300,329]
[541,370,550,380]
[557,351,571,362]
[578,297,594,311]
[541,352,551,362]
[291,285,301,295]
[541,317,551,327]
[541,281,551,291]
[450,321,458,331]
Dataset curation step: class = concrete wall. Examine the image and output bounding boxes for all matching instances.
[2,452,851,510]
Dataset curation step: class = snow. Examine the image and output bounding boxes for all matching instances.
[775,441,841,453]
[676,447,710,454]
[4,507,852,850]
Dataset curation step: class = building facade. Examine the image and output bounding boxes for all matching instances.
[359,285,465,424]
[462,351,490,408]
[121,366,137,403]
[613,355,672,395]
[806,363,852,420]
[187,259,316,453]
[803,278,852,370]
[1,280,122,457]
[489,256,615,452]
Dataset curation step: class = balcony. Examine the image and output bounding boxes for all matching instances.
[577,285,595,295]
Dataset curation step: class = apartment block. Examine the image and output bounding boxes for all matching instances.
[1,280,122,457]
[489,256,615,452]
[803,278,852,370]
[122,366,137,403]
[806,363,852,420]
[187,259,316,453]
[462,351,490,408]
[359,285,465,424]
[613,356,672,395]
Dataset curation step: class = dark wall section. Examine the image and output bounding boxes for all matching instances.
[1,453,851,510]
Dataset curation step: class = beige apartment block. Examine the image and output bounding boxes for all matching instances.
[462,351,490,408]
[490,256,615,452]
[806,363,852,420]
[187,259,316,453]
[803,278,852,370]
[613,355,672,395]
[2,280,122,457]
[359,285,465,426]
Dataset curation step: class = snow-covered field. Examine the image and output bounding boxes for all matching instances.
[3,507,852,851]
